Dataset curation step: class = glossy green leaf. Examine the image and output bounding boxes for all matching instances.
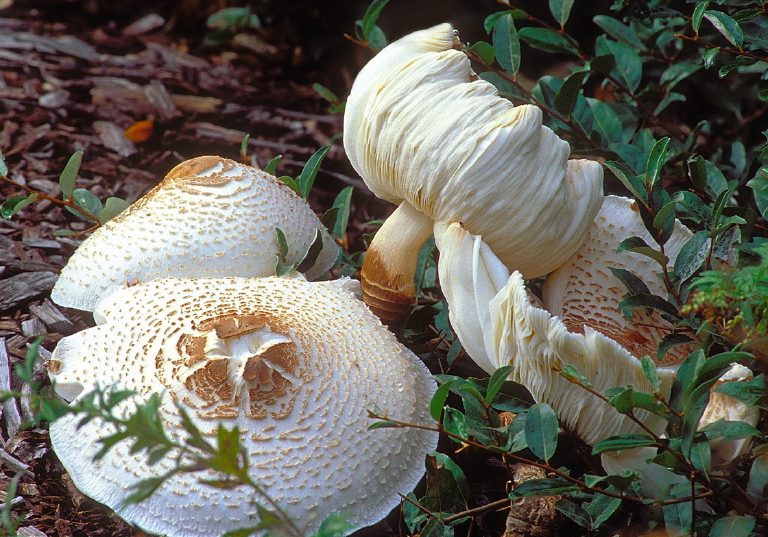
[747,454,768,503]
[263,154,282,175]
[493,14,520,75]
[549,0,575,26]
[468,41,495,65]
[657,333,695,362]
[645,136,670,189]
[617,236,669,266]
[484,365,514,405]
[704,10,744,48]
[584,488,622,528]
[673,230,710,282]
[555,499,591,528]
[239,133,250,160]
[595,36,643,92]
[1,193,37,220]
[443,407,468,443]
[640,355,661,393]
[702,46,720,69]
[652,200,676,231]
[699,418,763,441]
[719,55,757,78]
[59,149,83,201]
[424,452,470,513]
[330,185,353,240]
[360,0,390,42]
[297,145,330,200]
[430,379,456,421]
[618,293,679,318]
[554,70,589,117]
[559,364,592,388]
[592,15,644,49]
[483,10,528,34]
[692,1,710,33]
[295,229,326,274]
[709,515,756,537]
[605,161,647,203]
[524,403,559,462]
[588,99,623,145]
[72,188,102,217]
[660,64,702,90]
[518,27,580,56]
[608,386,635,414]
[509,477,580,498]
[609,267,651,296]
[592,434,658,455]
[313,82,338,104]
[96,197,130,224]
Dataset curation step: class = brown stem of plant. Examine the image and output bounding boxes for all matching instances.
[0,174,99,224]
[675,34,768,64]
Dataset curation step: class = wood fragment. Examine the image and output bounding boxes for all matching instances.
[0,272,58,312]
[21,317,46,339]
[29,300,75,335]
[17,527,48,537]
[0,339,22,442]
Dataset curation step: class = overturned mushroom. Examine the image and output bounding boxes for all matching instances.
[48,275,438,537]
[51,156,339,311]
[435,196,757,496]
[343,23,603,321]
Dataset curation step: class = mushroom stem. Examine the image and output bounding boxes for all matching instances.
[361,201,435,323]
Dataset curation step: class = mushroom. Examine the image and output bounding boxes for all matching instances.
[434,196,757,496]
[50,156,339,311]
[48,275,438,537]
[343,23,603,322]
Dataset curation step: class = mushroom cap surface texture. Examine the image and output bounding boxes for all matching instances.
[48,276,438,537]
[344,23,604,279]
[50,156,339,311]
[434,195,752,496]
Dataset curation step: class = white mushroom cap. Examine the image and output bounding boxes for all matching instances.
[48,276,438,536]
[542,195,695,366]
[50,156,339,311]
[343,23,603,320]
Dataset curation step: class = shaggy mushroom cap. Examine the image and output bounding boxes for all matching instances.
[435,196,755,496]
[343,23,603,321]
[48,276,438,537]
[50,156,339,311]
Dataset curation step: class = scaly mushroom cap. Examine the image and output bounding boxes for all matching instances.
[542,195,696,366]
[50,156,339,311]
[48,276,438,537]
[344,23,603,320]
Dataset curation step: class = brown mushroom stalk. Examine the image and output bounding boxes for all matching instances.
[361,201,434,322]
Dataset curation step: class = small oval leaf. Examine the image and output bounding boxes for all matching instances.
[524,403,559,462]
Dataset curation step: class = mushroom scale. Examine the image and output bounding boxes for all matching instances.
[344,23,603,321]
[48,276,438,537]
[50,156,339,312]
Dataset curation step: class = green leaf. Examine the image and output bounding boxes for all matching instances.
[605,161,647,203]
[263,154,282,175]
[468,41,495,65]
[549,0,575,26]
[442,407,468,442]
[608,386,635,414]
[652,200,677,231]
[618,292,679,318]
[591,434,658,455]
[747,454,768,503]
[595,36,643,92]
[1,193,38,219]
[673,230,710,282]
[584,488,622,529]
[704,10,744,48]
[484,366,515,405]
[518,27,580,56]
[59,149,83,201]
[367,420,401,430]
[657,333,695,361]
[275,227,289,257]
[592,16,644,49]
[554,70,589,117]
[430,380,456,421]
[699,419,763,441]
[313,83,338,104]
[555,499,592,528]
[641,355,661,393]
[96,197,130,224]
[424,452,470,513]
[692,1,710,33]
[297,145,330,200]
[524,403,559,462]
[72,188,102,218]
[484,10,528,34]
[359,0,390,42]
[239,133,250,160]
[645,136,670,190]
[709,515,756,537]
[329,185,353,240]
[617,236,669,266]
[493,14,520,75]
[295,229,327,275]
[559,364,592,388]
[702,46,720,69]
[509,477,580,498]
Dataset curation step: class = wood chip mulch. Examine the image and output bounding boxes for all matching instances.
[0,6,393,536]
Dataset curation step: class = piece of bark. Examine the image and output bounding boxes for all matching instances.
[0,339,22,442]
[17,527,48,537]
[0,272,58,312]
[21,317,46,339]
[29,300,75,335]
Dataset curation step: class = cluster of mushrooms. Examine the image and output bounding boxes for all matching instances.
[46,22,758,537]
